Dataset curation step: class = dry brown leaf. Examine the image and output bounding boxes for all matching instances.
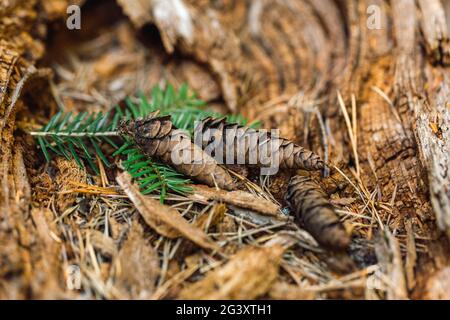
[178,245,284,300]
[30,208,60,247]
[268,281,316,300]
[151,265,198,300]
[116,172,219,251]
[190,184,281,217]
[375,229,408,300]
[194,203,226,232]
[87,230,117,257]
[424,266,450,300]
[114,222,160,299]
[217,215,238,235]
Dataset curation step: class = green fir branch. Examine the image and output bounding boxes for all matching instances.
[114,143,192,201]
[30,83,256,201]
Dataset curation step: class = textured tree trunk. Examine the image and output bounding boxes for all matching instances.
[1,0,449,299]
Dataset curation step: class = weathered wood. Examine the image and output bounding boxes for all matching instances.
[0,0,448,300]
[0,0,64,299]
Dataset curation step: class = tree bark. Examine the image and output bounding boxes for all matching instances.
[1,0,449,299]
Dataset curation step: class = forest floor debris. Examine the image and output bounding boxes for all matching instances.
[1,0,450,300]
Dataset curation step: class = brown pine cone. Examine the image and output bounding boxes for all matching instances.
[286,175,350,250]
[118,115,236,191]
[194,117,325,171]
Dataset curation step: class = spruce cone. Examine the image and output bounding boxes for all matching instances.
[194,117,325,171]
[286,175,350,250]
[118,115,236,191]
